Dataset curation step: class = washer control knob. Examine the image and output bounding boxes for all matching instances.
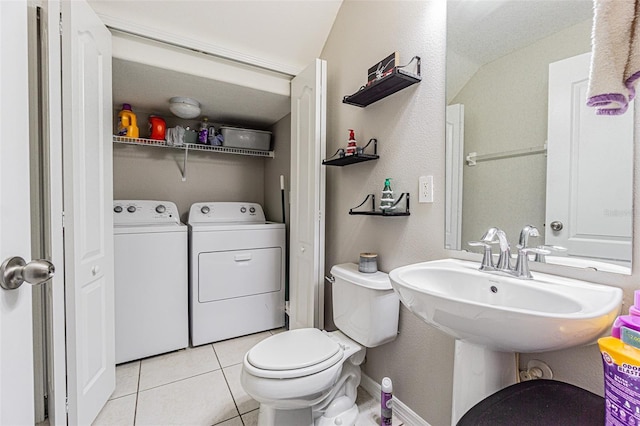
[240,207,247,213]
[155,204,166,214]
[127,205,136,213]
[113,206,123,213]
[201,206,210,214]
[249,207,256,213]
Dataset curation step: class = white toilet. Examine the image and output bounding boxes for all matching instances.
[240,263,400,426]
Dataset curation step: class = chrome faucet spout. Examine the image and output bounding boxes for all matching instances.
[481,227,498,242]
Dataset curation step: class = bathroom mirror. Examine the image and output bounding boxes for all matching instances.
[445,0,634,275]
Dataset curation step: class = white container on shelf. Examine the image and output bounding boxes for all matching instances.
[220,126,272,151]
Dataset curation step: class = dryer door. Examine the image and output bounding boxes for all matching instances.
[199,247,282,302]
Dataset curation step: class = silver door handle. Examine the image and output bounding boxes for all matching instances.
[549,221,564,232]
[0,256,55,290]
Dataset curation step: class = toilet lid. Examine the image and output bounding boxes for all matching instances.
[246,329,342,373]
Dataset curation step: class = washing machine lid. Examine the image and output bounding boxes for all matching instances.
[246,329,343,377]
[188,221,284,232]
[114,223,187,234]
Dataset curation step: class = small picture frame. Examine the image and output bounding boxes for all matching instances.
[367,52,400,86]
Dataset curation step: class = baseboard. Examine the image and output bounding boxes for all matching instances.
[360,373,432,426]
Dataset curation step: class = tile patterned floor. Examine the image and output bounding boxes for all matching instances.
[93,328,404,426]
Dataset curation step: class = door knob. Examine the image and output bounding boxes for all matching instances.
[0,256,55,290]
[549,221,564,232]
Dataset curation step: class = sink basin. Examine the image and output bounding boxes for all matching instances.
[389,259,622,353]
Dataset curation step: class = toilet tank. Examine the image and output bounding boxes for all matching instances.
[330,263,399,347]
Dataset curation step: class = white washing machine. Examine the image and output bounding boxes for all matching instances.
[113,200,189,364]
[188,202,285,346]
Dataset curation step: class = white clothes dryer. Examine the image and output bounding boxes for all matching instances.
[188,202,285,346]
[113,200,188,364]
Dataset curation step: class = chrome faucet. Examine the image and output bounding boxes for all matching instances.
[469,226,550,279]
[482,227,512,272]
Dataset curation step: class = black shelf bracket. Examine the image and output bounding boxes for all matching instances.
[349,192,410,216]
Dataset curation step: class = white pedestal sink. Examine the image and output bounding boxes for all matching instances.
[389,259,622,425]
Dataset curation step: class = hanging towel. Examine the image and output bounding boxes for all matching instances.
[626,1,640,99]
[587,0,639,115]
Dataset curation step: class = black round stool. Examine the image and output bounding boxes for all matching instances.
[456,379,604,426]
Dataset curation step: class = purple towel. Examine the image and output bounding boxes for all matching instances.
[587,0,640,115]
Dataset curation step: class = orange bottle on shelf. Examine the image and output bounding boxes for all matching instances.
[148,116,166,140]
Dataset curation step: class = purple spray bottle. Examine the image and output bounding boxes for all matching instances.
[381,377,393,425]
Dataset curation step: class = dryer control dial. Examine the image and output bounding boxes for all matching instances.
[114,205,123,213]
[201,206,210,214]
[240,207,247,213]
[249,207,256,213]
[155,204,166,214]
[127,205,136,213]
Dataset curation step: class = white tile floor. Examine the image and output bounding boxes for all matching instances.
[93,328,404,426]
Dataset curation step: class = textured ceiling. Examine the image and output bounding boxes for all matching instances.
[448,0,593,67]
[446,0,594,102]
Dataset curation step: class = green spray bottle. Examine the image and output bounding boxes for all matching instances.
[380,178,395,211]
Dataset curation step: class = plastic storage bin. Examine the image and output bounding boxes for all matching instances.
[220,127,272,151]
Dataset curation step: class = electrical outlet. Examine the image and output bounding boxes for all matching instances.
[419,176,433,203]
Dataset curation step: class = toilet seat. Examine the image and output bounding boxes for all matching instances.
[245,329,344,379]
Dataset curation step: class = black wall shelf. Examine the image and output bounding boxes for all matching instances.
[323,154,379,166]
[323,138,379,166]
[343,57,421,108]
[349,193,410,216]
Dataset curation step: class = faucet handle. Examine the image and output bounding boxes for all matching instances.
[468,241,495,271]
[521,247,552,256]
[534,245,567,262]
[515,247,551,279]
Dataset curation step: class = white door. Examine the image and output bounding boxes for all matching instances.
[0,1,36,424]
[546,52,633,262]
[61,1,115,424]
[289,59,327,330]
[445,104,464,251]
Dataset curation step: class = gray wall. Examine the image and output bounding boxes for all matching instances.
[113,144,265,223]
[320,2,453,425]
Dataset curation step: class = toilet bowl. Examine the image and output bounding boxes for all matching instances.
[240,263,400,426]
